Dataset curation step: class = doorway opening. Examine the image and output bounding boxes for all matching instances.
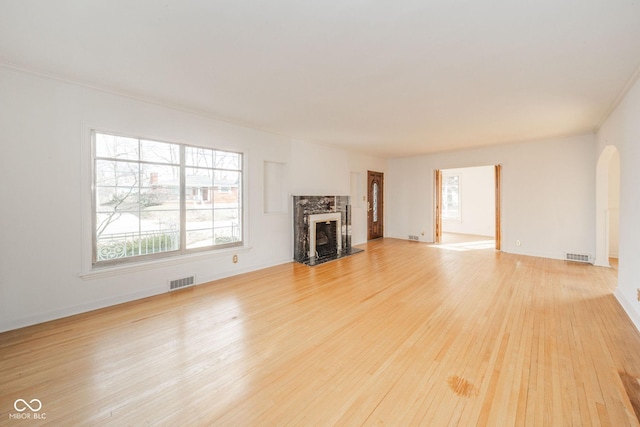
[434,165,501,250]
[595,146,620,267]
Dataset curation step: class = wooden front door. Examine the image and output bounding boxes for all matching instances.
[367,170,384,240]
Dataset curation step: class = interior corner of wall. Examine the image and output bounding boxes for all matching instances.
[614,287,640,335]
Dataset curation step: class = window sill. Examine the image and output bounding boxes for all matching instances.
[80,245,253,280]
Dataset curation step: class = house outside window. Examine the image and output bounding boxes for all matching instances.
[92,131,243,266]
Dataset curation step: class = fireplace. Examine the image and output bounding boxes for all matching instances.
[309,212,342,260]
[314,221,336,257]
[293,195,363,265]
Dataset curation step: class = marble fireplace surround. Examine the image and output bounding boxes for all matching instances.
[293,195,362,266]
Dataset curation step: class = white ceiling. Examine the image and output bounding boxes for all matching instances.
[2,1,640,158]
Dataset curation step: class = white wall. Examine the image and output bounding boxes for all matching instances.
[290,140,350,196]
[289,139,386,246]
[441,166,495,237]
[386,134,596,260]
[597,75,640,331]
[0,67,296,332]
[0,67,386,332]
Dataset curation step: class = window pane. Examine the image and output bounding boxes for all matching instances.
[95,133,138,160]
[185,146,213,167]
[96,211,140,235]
[373,182,378,222]
[214,226,241,245]
[141,139,180,165]
[139,208,180,231]
[186,209,212,231]
[214,170,241,205]
[214,208,239,222]
[140,164,180,206]
[96,159,138,187]
[186,167,213,205]
[95,209,180,259]
[214,208,242,244]
[214,151,241,170]
[96,229,179,261]
[187,229,213,249]
[95,187,140,215]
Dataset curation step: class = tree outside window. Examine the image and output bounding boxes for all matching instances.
[93,131,243,266]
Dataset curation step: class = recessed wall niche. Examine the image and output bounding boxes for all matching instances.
[264,161,287,214]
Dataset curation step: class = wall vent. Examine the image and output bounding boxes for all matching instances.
[408,235,419,241]
[169,275,195,290]
[565,253,591,263]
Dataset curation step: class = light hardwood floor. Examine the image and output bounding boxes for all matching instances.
[440,232,494,245]
[2,238,640,426]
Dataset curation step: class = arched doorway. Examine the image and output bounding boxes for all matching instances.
[594,145,620,267]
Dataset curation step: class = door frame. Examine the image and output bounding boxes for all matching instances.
[434,165,501,250]
[434,169,443,244]
[494,164,501,251]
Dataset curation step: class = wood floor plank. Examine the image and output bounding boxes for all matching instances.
[2,238,640,426]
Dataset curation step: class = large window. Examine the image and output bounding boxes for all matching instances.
[93,131,242,266]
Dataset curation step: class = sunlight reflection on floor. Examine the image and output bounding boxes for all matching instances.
[429,240,496,251]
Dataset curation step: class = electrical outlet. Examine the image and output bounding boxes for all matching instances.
[233,254,238,263]
[637,289,640,302]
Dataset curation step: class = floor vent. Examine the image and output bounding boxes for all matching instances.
[565,253,591,263]
[408,235,420,241]
[169,275,195,290]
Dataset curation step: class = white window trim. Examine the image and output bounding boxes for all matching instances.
[79,124,251,277]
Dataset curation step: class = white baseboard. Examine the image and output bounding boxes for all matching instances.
[197,258,292,284]
[0,258,293,333]
[0,287,162,333]
[614,287,640,334]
